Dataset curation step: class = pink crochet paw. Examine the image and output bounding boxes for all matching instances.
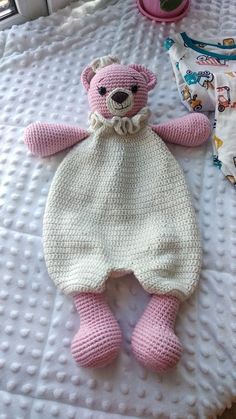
[24,122,88,157]
[71,293,122,368]
[152,112,212,147]
[131,294,183,373]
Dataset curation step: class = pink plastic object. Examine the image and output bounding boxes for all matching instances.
[137,0,190,22]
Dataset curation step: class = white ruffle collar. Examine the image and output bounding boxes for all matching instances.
[88,107,150,136]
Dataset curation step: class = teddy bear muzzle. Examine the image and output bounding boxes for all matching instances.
[111,91,129,103]
[106,87,134,116]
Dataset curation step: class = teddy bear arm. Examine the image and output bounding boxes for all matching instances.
[151,113,211,147]
[24,122,89,157]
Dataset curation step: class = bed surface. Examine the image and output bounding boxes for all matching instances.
[1,0,236,418]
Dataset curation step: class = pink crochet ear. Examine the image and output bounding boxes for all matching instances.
[128,64,157,91]
[81,66,95,91]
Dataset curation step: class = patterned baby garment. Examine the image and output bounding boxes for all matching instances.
[213,72,236,183]
[43,107,201,301]
[165,32,236,184]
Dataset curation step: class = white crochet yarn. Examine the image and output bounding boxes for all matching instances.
[90,55,119,73]
[43,109,201,301]
[88,107,150,135]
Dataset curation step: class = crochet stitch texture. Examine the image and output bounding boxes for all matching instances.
[24,56,211,372]
[43,109,201,301]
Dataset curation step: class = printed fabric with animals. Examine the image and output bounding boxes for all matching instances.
[165,32,236,185]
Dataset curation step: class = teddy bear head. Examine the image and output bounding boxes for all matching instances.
[81,56,157,118]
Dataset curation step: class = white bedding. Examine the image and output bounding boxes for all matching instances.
[1,0,236,417]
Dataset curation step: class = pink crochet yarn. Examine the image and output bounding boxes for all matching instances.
[132,294,182,373]
[24,59,211,159]
[81,59,211,146]
[24,122,88,157]
[71,293,122,368]
[24,114,211,158]
[24,56,212,372]
[82,62,156,118]
[152,113,211,147]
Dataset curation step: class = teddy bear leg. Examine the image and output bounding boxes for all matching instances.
[131,294,183,373]
[71,292,122,368]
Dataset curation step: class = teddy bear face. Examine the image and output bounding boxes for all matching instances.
[81,60,156,118]
[88,64,148,118]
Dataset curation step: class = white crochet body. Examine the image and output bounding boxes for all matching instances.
[43,110,201,300]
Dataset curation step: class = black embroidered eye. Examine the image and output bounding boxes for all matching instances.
[131,84,138,93]
[98,86,107,96]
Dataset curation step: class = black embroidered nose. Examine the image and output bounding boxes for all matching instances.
[111,91,129,104]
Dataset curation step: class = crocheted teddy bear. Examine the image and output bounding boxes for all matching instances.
[24,56,211,373]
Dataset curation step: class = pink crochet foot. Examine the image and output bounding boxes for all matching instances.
[71,293,122,368]
[131,294,183,373]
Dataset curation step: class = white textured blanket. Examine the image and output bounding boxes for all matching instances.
[0,0,236,418]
